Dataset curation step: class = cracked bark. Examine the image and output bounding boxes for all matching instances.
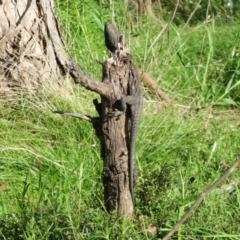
[0,0,67,96]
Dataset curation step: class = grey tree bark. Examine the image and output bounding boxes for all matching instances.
[0,0,67,96]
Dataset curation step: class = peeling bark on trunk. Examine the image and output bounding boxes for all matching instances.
[0,0,67,96]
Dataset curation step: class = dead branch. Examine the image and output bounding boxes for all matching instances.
[53,111,96,123]
[66,61,114,99]
[162,157,240,240]
[136,67,171,103]
[53,110,101,141]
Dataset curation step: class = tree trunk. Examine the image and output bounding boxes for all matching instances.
[0,0,67,96]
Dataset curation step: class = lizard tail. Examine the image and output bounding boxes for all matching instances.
[129,123,138,204]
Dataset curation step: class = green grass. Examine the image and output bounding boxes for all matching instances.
[1,1,240,239]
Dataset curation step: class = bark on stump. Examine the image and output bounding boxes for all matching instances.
[100,59,136,217]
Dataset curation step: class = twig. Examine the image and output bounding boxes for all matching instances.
[136,67,171,104]
[53,110,95,122]
[162,157,240,240]
[54,110,102,140]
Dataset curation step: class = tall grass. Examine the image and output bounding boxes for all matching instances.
[1,1,240,239]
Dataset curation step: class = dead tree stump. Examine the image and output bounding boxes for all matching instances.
[65,23,142,219]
